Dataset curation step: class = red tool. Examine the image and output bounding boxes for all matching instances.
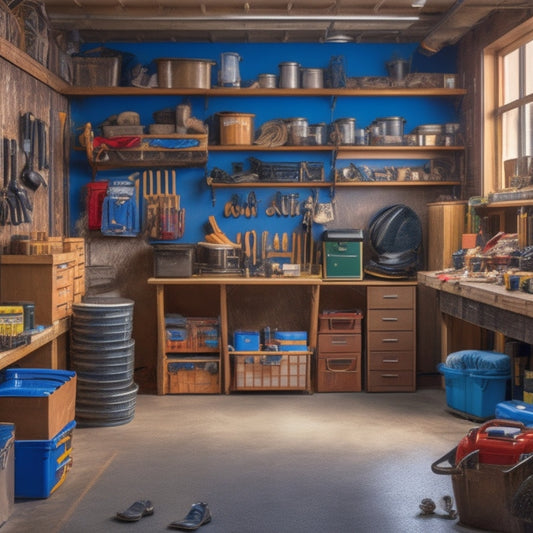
[456,419,533,466]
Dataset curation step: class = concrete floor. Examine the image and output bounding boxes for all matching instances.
[3,390,497,532]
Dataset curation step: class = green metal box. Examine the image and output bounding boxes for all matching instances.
[322,230,363,280]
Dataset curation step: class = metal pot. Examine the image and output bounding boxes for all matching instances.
[285,117,309,145]
[301,68,324,89]
[279,62,300,88]
[156,58,215,89]
[330,118,356,145]
[258,74,277,88]
[374,116,406,137]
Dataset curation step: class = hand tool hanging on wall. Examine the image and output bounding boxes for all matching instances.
[0,138,9,226]
[7,139,31,225]
[20,112,46,191]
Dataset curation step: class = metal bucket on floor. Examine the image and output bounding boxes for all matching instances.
[71,297,137,427]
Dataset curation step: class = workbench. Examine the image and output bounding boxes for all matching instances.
[0,318,70,371]
[417,271,533,360]
[148,277,417,394]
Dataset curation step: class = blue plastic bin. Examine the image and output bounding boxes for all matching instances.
[0,424,14,525]
[14,420,75,499]
[438,363,510,419]
[495,400,533,426]
[234,331,260,351]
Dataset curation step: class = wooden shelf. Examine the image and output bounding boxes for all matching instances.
[208,144,464,153]
[483,199,533,208]
[63,86,468,97]
[0,37,69,93]
[335,180,461,187]
[210,181,331,188]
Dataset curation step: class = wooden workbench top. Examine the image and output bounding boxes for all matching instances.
[418,271,533,318]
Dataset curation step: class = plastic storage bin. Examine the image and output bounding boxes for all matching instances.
[438,363,510,419]
[495,400,533,427]
[14,420,75,499]
[234,331,260,351]
[0,424,14,526]
[0,369,76,440]
[273,331,308,351]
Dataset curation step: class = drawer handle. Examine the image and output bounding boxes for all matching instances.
[382,338,399,343]
[382,359,399,363]
[331,340,349,345]
[382,374,400,378]
[382,294,399,299]
[381,317,398,322]
[326,359,357,373]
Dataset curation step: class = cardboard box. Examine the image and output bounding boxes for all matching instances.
[0,424,14,525]
[0,369,76,440]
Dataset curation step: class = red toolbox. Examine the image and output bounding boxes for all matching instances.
[456,419,533,465]
[318,310,363,333]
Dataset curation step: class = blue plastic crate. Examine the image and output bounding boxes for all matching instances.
[15,420,75,499]
[438,363,510,419]
[234,331,260,351]
[495,400,533,426]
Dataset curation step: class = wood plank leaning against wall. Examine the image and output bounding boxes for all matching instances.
[0,56,69,250]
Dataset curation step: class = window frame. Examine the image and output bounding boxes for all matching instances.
[483,18,533,195]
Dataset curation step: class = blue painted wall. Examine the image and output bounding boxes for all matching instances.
[69,41,458,244]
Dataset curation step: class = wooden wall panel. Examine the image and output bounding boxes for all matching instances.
[0,57,68,249]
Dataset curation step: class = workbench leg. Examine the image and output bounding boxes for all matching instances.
[307,284,320,393]
[156,284,166,395]
[220,285,230,394]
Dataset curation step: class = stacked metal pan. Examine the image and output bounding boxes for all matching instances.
[70,297,137,427]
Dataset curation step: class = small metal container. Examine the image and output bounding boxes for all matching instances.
[330,118,356,145]
[354,128,368,146]
[301,68,324,89]
[307,123,326,145]
[279,62,300,88]
[374,116,406,137]
[286,117,309,145]
[258,73,277,88]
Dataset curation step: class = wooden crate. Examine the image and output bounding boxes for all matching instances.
[427,201,467,270]
[167,359,220,394]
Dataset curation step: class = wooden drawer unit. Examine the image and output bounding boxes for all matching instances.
[366,285,416,392]
[318,333,361,354]
[366,309,414,331]
[0,253,77,326]
[367,286,414,309]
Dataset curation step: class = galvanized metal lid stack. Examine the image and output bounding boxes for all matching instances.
[70,297,137,427]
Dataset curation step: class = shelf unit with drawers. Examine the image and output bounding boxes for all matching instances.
[366,285,416,392]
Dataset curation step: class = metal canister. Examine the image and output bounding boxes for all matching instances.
[330,118,356,145]
[301,68,324,89]
[375,116,406,137]
[307,123,326,145]
[279,62,300,89]
[258,73,277,88]
[286,117,309,145]
[354,128,368,146]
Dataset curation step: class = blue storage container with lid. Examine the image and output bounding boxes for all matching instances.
[14,420,76,499]
[438,349,511,420]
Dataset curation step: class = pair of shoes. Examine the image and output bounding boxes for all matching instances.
[115,500,154,522]
[168,502,211,530]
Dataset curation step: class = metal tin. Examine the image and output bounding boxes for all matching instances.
[330,118,356,145]
[279,62,300,88]
[258,73,277,88]
[301,68,324,89]
[307,123,326,145]
[354,128,368,145]
[374,116,406,137]
[218,52,241,87]
[156,58,215,89]
[286,117,308,145]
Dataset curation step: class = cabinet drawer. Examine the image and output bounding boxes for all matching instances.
[317,356,361,392]
[367,350,413,371]
[367,331,414,351]
[367,309,414,331]
[318,333,361,354]
[367,370,415,392]
[54,265,74,289]
[367,286,414,309]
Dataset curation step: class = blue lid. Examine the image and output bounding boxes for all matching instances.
[0,369,75,397]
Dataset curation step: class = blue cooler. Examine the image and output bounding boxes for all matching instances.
[15,420,75,499]
[495,400,533,426]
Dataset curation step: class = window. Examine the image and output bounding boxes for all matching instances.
[483,19,533,194]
